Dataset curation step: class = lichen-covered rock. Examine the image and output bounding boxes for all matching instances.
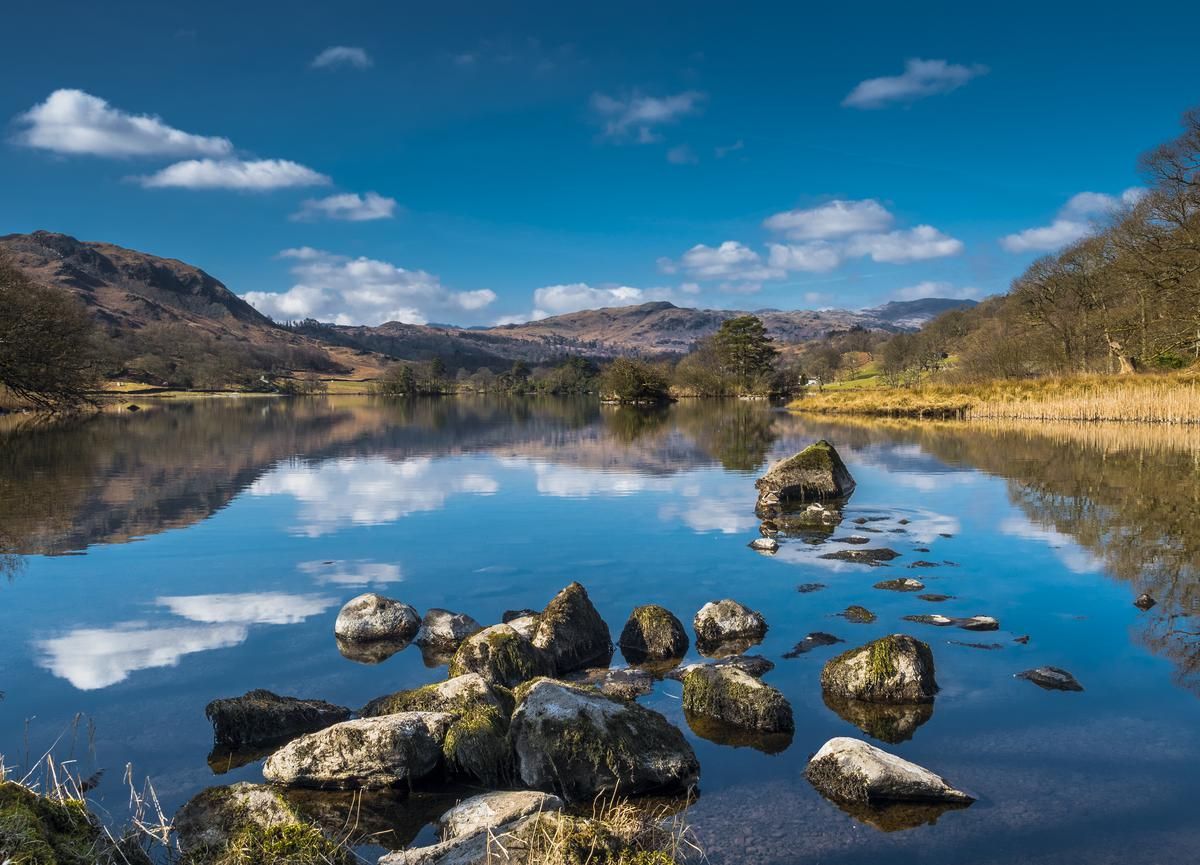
[438,790,563,841]
[822,694,934,744]
[505,615,540,641]
[1016,666,1084,692]
[805,737,973,805]
[414,609,483,652]
[334,593,419,643]
[531,582,613,673]
[361,673,502,718]
[669,653,776,682]
[174,782,351,863]
[510,679,699,802]
[0,780,126,865]
[874,578,925,592]
[565,666,656,701]
[262,713,451,789]
[618,604,689,666]
[448,624,554,688]
[755,440,856,515]
[682,666,793,734]
[693,599,767,655]
[819,548,900,566]
[839,605,877,624]
[821,635,937,704]
[205,689,350,749]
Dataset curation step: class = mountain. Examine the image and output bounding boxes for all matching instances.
[862,298,978,330]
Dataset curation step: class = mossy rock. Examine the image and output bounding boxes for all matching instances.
[618,605,688,666]
[821,635,937,704]
[204,689,349,749]
[448,624,554,688]
[532,582,614,674]
[754,440,856,514]
[692,599,767,655]
[0,781,117,865]
[681,665,794,734]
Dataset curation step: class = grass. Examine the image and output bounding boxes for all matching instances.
[792,372,1200,423]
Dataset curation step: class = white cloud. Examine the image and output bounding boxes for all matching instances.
[311,46,373,70]
[243,248,496,326]
[766,242,842,273]
[667,144,699,165]
[893,281,981,301]
[292,191,397,222]
[665,241,784,293]
[14,89,233,158]
[843,58,988,109]
[531,283,670,319]
[1000,188,1146,253]
[590,90,705,141]
[139,158,330,191]
[845,225,964,262]
[764,199,894,240]
[156,592,336,625]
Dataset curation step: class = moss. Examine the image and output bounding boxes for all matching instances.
[509,811,681,865]
[619,605,687,663]
[449,626,553,688]
[868,637,897,681]
[442,704,512,786]
[680,667,793,734]
[0,782,109,865]
[184,821,351,865]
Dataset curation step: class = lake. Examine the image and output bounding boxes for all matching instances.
[2,396,1199,864]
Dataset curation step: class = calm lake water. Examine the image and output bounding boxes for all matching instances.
[2,396,1199,864]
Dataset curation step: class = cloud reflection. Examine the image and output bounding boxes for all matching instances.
[157,592,337,624]
[298,560,403,586]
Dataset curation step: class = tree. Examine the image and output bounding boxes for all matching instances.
[714,316,778,392]
[0,257,99,409]
[598,357,671,402]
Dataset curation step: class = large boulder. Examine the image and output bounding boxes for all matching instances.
[821,635,937,704]
[805,737,974,805]
[531,582,613,673]
[205,689,350,749]
[262,713,451,789]
[693,599,768,655]
[334,593,420,643]
[448,624,554,688]
[510,679,699,802]
[414,609,483,653]
[618,604,689,666]
[755,440,856,515]
[175,783,351,863]
[681,665,794,734]
[439,790,564,841]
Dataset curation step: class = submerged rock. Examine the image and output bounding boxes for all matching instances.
[917,593,954,603]
[874,578,925,592]
[263,713,452,789]
[904,614,999,632]
[414,609,483,653]
[438,790,564,841]
[682,665,794,734]
[531,582,613,673]
[509,679,699,802]
[448,624,554,688]
[618,604,689,666]
[334,593,420,643]
[1134,593,1157,611]
[754,440,856,515]
[796,582,827,594]
[693,599,768,655]
[204,689,350,750]
[819,548,901,566]
[783,632,844,658]
[821,635,937,704]
[1016,666,1084,692]
[839,605,877,624]
[805,737,974,805]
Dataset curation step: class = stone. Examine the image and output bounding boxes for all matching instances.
[618,604,689,666]
[502,609,539,623]
[874,578,925,592]
[262,713,451,789]
[904,614,999,632]
[796,583,827,593]
[668,654,775,681]
[509,679,699,803]
[783,632,844,658]
[334,593,419,643]
[1134,593,1156,611]
[1016,666,1084,691]
[831,535,871,544]
[682,666,793,734]
[917,593,954,603]
[748,537,779,553]
[361,673,503,718]
[531,582,613,673]
[959,615,999,632]
[506,615,539,641]
[805,737,974,805]
[819,548,901,566]
[438,790,563,841]
[839,605,877,624]
[414,609,483,652]
[693,599,768,654]
[754,440,856,515]
[204,689,350,749]
[448,624,554,688]
[821,635,937,704]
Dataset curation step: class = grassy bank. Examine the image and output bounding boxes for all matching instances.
[790,373,1200,424]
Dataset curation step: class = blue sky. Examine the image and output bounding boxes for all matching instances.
[2,0,1198,326]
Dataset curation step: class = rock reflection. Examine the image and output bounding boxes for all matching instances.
[335,635,412,665]
[683,710,793,755]
[819,797,972,833]
[821,693,934,744]
[282,786,469,851]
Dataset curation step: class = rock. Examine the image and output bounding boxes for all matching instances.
[917,593,954,603]
[748,537,779,553]
[959,615,999,631]
[618,604,689,666]
[874,578,925,592]
[509,679,699,802]
[1134,593,1157,610]
[805,737,974,805]
[839,605,877,624]
[564,666,656,701]
[908,560,942,568]
[796,582,827,593]
[754,440,856,515]
[449,624,554,688]
[682,665,793,734]
[505,615,540,641]
[1013,635,1031,645]
[439,790,563,841]
[668,654,775,681]
[949,641,1003,650]
[821,635,937,704]
[1016,666,1084,691]
[531,582,613,673]
[903,613,955,627]
[204,689,350,750]
[502,609,539,623]
[831,535,871,544]
[361,673,503,718]
[819,548,901,566]
[334,593,419,643]
[262,713,452,789]
[415,609,483,652]
[693,599,768,655]
[175,783,349,862]
[282,787,443,852]
[0,780,125,865]
[904,614,999,632]
[783,632,844,658]
[822,694,934,744]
